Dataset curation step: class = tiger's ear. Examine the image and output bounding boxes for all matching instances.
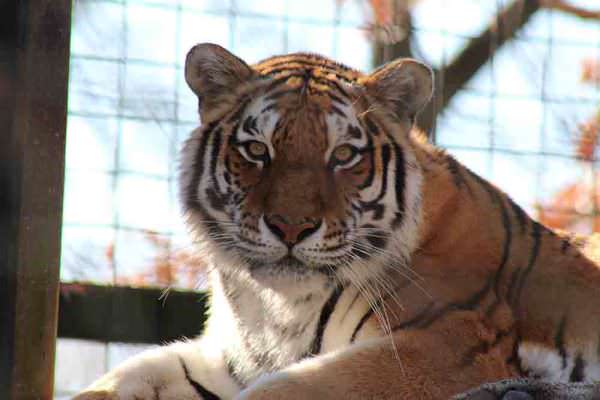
[361,59,433,122]
[185,43,255,119]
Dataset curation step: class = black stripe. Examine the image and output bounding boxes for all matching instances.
[269,54,357,73]
[350,307,375,343]
[493,197,513,299]
[570,354,585,382]
[561,237,571,253]
[445,155,470,192]
[357,134,375,190]
[464,168,497,203]
[362,144,390,204]
[242,116,258,135]
[265,88,298,101]
[187,121,218,209]
[507,198,528,233]
[482,203,512,316]
[328,92,347,105]
[259,57,357,76]
[555,315,568,370]
[392,302,435,331]
[463,169,513,300]
[507,331,526,375]
[460,325,515,367]
[390,141,406,229]
[180,357,221,400]
[346,125,362,139]
[363,116,380,136]
[261,103,277,113]
[260,60,324,74]
[311,75,351,97]
[365,230,388,251]
[263,70,352,96]
[209,130,224,202]
[259,73,307,95]
[395,276,494,331]
[224,353,246,388]
[226,97,251,123]
[186,124,227,238]
[513,221,542,307]
[308,285,344,355]
[330,104,345,116]
[260,65,303,77]
[506,266,522,307]
[359,144,390,220]
[349,279,413,341]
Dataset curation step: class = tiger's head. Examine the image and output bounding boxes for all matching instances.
[180,43,433,285]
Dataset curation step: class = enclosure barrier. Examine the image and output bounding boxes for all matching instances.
[58,284,208,344]
[0,1,71,398]
[3,0,600,398]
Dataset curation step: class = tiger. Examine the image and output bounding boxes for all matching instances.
[74,43,600,400]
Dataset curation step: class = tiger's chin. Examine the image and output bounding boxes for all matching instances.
[245,254,339,279]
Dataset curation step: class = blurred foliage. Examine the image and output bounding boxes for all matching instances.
[537,58,600,233]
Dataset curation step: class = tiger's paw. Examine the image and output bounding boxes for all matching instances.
[71,372,151,400]
[71,376,201,400]
[72,382,156,400]
[72,389,118,400]
[73,385,202,400]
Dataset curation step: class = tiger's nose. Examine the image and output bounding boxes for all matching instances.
[263,215,321,246]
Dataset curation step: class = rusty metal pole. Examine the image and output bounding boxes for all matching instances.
[0,1,71,399]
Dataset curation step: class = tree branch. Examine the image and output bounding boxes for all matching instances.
[416,0,541,138]
[541,0,600,20]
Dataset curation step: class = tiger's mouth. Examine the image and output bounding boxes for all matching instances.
[247,254,304,271]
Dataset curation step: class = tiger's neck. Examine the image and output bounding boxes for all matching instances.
[411,142,544,307]
[413,146,513,276]
[206,266,335,384]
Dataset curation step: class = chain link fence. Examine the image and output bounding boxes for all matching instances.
[56,0,600,396]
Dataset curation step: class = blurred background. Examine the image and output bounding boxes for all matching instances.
[55,0,600,396]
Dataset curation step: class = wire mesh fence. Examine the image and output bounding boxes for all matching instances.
[56,0,600,396]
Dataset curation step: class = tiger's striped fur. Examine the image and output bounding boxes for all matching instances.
[74,44,600,400]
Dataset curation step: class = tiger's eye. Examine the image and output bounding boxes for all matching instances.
[333,145,355,164]
[247,142,267,158]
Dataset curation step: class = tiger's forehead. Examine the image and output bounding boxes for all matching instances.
[225,54,369,164]
[236,72,366,164]
[253,53,363,83]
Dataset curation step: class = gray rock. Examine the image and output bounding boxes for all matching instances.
[453,379,600,400]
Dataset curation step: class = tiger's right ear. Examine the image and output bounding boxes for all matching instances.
[185,43,255,119]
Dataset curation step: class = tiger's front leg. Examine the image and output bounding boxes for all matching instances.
[73,337,240,400]
[236,311,516,400]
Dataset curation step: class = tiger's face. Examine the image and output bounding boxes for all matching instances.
[180,44,433,284]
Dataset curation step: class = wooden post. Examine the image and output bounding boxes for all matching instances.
[0,1,71,399]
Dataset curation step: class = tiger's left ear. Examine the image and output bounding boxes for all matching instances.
[360,59,433,122]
